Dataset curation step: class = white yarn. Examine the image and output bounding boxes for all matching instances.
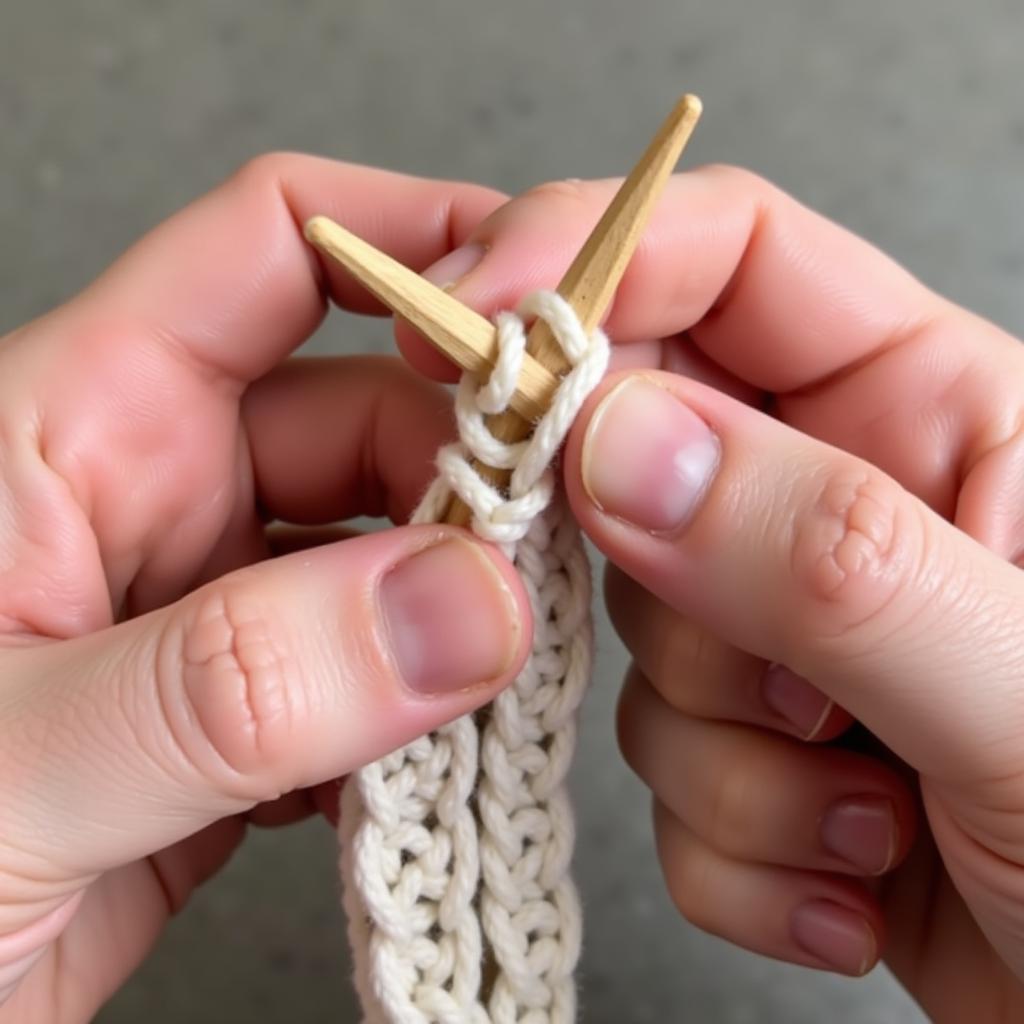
[340,291,610,1024]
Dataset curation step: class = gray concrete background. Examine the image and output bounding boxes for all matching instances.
[3,1,1022,1021]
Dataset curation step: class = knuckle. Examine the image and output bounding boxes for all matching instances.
[605,565,715,714]
[651,620,714,712]
[702,743,754,858]
[788,465,925,645]
[158,581,304,792]
[701,162,766,190]
[657,817,717,934]
[696,733,761,860]
[521,177,591,207]
[693,163,778,207]
[229,151,294,191]
[614,668,648,773]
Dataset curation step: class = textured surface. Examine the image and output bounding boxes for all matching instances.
[342,292,609,1022]
[2,1,1022,1021]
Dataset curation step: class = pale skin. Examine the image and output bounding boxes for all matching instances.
[412,167,1024,1024]
[0,156,1021,1024]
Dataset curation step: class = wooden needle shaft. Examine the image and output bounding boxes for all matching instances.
[445,93,702,524]
[304,216,559,422]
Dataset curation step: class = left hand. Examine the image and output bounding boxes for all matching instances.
[0,155,532,1021]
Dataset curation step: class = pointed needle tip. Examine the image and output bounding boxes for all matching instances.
[678,94,703,121]
[303,215,331,244]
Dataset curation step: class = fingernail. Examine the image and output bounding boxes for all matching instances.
[791,900,877,976]
[582,377,720,533]
[421,243,486,291]
[761,664,833,739]
[821,796,897,875]
[381,539,520,694]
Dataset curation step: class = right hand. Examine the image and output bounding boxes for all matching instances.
[403,165,1024,1023]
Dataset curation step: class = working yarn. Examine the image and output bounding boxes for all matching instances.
[340,291,610,1024]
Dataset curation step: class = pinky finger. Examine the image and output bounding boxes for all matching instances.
[654,801,884,977]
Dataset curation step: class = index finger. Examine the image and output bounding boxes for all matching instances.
[403,165,1024,531]
[401,164,955,392]
[23,153,506,385]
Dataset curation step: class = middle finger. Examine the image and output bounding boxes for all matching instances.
[605,564,851,741]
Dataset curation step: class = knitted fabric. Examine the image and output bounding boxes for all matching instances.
[340,291,610,1023]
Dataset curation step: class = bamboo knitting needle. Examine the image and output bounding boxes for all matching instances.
[442,93,702,525]
[304,216,558,422]
[305,93,702,524]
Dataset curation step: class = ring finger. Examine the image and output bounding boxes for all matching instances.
[617,671,916,877]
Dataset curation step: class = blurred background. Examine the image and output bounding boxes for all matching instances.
[3,1,1022,1021]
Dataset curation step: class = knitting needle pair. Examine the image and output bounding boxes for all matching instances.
[304,93,702,524]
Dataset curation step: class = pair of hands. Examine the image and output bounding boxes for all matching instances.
[1,154,1022,1023]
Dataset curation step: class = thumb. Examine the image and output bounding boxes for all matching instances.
[3,526,528,880]
[565,370,1024,785]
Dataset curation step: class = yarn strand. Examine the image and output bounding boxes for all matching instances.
[342,291,609,1023]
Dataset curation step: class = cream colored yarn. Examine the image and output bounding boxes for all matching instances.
[340,291,610,1024]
